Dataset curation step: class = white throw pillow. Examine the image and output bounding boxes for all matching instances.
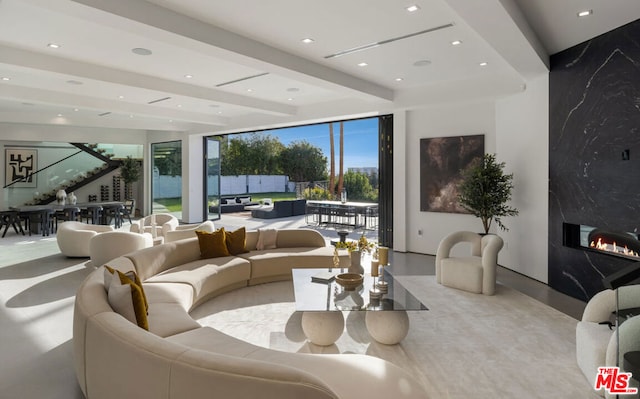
[256,228,277,250]
[239,197,251,204]
[104,266,149,330]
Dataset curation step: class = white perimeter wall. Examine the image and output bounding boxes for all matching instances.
[395,75,549,283]
[495,75,549,282]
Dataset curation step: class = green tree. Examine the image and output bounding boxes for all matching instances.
[280,140,327,182]
[343,170,377,201]
[154,151,181,176]
[457,153,519,233]
[221,133,284,175]
[246,134,284,174]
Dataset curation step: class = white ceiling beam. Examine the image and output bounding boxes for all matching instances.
[442,0,549,80]
[0,84,229,126]
[0,45,295,117]
[69,0,394,102]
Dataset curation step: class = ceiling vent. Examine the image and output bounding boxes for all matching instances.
[324,23,454,59]
[216,72,269,87]
[147,96,172,104]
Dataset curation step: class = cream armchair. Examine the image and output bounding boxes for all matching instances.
[435,231,504,295]
[130,213,178,238]
[89,231,153,266]
[56,221,115,257]
[164,221,215,242]
[576,286,640,397]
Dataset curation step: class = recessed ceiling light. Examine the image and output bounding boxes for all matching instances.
[132,47,152,56]
[479,62,488,66]
[218,111,223,114]
[129,115,134,118]
[577,10,592,17]
[1,77,10,81]
[57,113,63,117]
[413,59,431,67]
[47,43,61,49]
[358,62,368,67]
[406,5,420,12]
[247,89,253,92]
[451,40,462,46]
[184,74,193,79]
[395,77,404,82]
[73,108,79,112]
[168,119,173,123]
[118,95,124,99]
[287,98,294,101]
[177,104,182,108]
[301,38,315,44]
[66,80,83,85]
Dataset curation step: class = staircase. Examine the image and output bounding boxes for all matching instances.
[25,143,123,205]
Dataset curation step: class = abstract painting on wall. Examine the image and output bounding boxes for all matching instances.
[420,135,484,213]
[5,148,37,188]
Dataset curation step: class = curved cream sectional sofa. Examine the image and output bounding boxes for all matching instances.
[74,228,429,399]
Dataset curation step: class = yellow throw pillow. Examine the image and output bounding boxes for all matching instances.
[196,229,231,259]
[107,269,149,330]
[225,227,248,255]
[104,265,148,311]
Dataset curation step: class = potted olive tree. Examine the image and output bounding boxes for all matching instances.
[457,153,518,234]
[120,156,141,200]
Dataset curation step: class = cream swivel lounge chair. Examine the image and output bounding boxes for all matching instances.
[164,220,215,242]
[130,213,178,238]
[56,221,115,257]
[89,231,153,267]
[576,285,640,397]
[435,231,504,295]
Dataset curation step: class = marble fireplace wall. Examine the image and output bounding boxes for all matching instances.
[549,19,640,301]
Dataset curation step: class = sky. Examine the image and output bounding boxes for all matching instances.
[251,117,379,170]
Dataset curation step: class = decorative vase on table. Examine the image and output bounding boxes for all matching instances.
[56,189,67,205]
[348,250,364,274]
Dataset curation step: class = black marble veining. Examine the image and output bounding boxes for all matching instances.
[549,19,640,301]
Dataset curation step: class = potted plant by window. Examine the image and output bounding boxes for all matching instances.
[457,153,518,234]
[120,156,141,200]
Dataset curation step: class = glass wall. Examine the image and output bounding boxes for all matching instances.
[151,141,182,220]
[205,137,221,220]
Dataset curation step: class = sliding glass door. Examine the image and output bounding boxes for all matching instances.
[205,137,222,220]
[151,141,182,220]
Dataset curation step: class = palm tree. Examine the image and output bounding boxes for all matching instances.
[329,123,335,197]
[337,121,345,196]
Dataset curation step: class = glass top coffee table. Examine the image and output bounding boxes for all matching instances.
[292,268,428,346]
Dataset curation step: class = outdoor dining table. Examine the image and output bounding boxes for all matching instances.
[306,200,378,230]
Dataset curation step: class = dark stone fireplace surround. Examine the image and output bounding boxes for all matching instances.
[549,18,640,301]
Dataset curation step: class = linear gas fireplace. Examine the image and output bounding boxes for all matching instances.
[564,223,640,260]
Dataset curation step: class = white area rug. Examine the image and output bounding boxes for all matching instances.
[191,276,600,399]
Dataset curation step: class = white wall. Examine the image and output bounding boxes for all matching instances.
[495,75,549,283]
[401,100,498,255]
[394,77,549,283]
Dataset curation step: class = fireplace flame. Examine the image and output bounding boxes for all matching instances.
[590,238,639,258]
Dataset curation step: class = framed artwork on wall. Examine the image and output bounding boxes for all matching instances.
[5,148,38,188]
[420,135,484,213]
